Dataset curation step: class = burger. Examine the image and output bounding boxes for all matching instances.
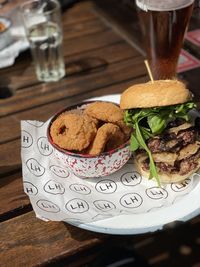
[120,80,200,185]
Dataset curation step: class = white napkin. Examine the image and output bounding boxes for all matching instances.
[0,38,29,68]
[0,9,29,68]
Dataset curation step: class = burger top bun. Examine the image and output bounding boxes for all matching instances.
[120,80,192,109]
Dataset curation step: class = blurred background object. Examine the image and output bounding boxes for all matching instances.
[21,0,66,82]
[0,0,85,13]
[136,0,195,80]
[0,16,12,50]
[0,0,83,69]
[94,0,200,98]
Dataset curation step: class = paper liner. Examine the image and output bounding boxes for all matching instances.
[21,119,200,225]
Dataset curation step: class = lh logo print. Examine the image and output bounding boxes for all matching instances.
[26,158,45,177]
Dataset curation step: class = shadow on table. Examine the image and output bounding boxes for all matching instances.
[62,216,200,267]
[0,77,13,99]
[66,57,108,76]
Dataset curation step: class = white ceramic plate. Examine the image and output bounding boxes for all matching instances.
[69,94,200,235]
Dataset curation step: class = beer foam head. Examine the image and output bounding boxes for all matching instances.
[136,0,194,11]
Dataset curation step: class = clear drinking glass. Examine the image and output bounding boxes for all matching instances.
[21,0,65,82]
[136,0,195,80]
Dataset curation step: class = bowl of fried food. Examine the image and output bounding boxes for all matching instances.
[47,101,132,178]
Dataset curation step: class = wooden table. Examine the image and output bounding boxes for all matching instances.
[0,1,199,266]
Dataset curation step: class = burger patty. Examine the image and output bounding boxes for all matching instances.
[147,126,197,153]
[142,148,200,175]
[138,121,200,175]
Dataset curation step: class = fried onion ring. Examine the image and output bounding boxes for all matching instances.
[50,113,97,151]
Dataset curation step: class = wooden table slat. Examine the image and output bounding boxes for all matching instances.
[0,172,30,220]
[0,30,122,94]
[62,17,108,39]
[0,17,108,75]
[61,1,96,25]
[0,42,141,117]
[0,211,106,267]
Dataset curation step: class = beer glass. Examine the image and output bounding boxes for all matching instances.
[136,0,194,80]
[21,0,65,82]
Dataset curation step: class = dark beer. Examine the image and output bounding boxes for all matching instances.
[136,0,194,79]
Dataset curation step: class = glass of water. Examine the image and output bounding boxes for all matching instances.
[21,0,65,82]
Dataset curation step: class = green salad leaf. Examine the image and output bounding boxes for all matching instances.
[124,101,196,185]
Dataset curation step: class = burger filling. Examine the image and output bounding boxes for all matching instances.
[137,121,200,176]
[124,101,198,185]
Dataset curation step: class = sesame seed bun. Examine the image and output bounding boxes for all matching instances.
[120,80,192,109]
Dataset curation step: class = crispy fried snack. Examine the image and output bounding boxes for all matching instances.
[105,127,126,151]
[84,102,131,136]
[84,102,124,123]
[50,113,97,151]
[117,120,132,136]
[86,123,125,155]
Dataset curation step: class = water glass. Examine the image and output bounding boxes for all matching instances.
[21,0,65,82]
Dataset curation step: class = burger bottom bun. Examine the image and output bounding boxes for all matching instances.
[134,158,200,184]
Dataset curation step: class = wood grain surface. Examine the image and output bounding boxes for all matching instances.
[0,212,106,267]
[0,1,199,267]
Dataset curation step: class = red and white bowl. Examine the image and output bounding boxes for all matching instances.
[47,101,131,178]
